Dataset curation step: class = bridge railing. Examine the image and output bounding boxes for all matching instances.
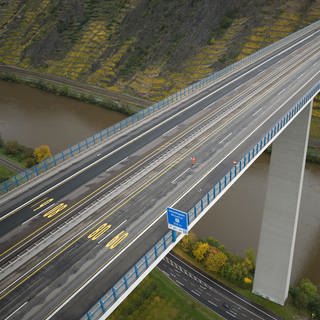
[81,81,320,320]
[1,21,319,194]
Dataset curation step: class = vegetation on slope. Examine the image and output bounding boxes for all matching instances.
[0,0,320,155]
[1,0,319,98]
[108,268,222,320]
[175,234,320,319]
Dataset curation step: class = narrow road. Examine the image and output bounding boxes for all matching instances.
[159,253,280,320]
[0,155,24,173]
[0,64,152,110]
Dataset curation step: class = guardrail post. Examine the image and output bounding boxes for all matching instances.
[154,245,158,259]
[112,287,117,301]
[200,199,204,211]
[3,181,9,192]
[134,264,139,278]
[124,275,128,290]
[172,230,177,242]
[144,255,149,268]
[193,206,197,218]
[99,298,106,313]
[163,235,167,249]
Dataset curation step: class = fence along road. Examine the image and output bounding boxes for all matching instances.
[0,21,319,320]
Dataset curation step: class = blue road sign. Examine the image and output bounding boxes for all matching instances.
[167,207,189,234]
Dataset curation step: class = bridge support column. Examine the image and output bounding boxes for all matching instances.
[253,101,313,305]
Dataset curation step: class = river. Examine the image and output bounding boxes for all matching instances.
[0,80,126,153]
[0,80,319,286]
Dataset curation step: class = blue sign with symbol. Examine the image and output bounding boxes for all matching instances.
[167,207,189,234]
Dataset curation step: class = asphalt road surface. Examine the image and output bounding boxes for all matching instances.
[159,253,280,320]
[0,22,319,320]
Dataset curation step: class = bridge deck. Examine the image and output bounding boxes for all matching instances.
[0,22,319,320]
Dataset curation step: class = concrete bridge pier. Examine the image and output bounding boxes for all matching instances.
[253,101,313,305]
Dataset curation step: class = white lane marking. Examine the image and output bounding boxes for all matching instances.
[97,220,127,244]
[163,125,177,135]
[4,28,319,223]
[252,107,263,117]
[4,301,28,320]
[169,254,279,320]
[21,202,55,225]
[191,289,200,296]
[176,280,184,287]
[35,203,57,217]
[218,132,232,144]
[226,310,236,318]
[0,220,126,294]
[208,300,218,307]
[297,73,304,79]
[45,36,320,320]
[171,168,190,184]
[161,270,169,277]
[277,87,286,96]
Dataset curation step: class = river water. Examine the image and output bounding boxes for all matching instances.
[0,80,125,153]
[0,80,319,286]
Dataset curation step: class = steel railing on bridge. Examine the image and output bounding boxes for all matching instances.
[81,81,320,320]
[1,20,319,194]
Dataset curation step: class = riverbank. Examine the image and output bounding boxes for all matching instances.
[1,65,320,163]
[0,65,152,115]
[173,237,313,320]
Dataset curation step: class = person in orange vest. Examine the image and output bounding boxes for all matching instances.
[191,155,196,166]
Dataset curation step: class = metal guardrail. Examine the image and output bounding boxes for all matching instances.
[1,20,319,194]
[81,82,320,320]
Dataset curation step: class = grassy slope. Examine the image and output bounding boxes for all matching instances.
[1,0,319,148]
[0,165,15,183]
[108,269,222,320]
[0,0,318,98]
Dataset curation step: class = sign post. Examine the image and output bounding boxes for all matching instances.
[167,207,189,235]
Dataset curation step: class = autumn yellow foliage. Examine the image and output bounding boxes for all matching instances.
[34,145,52,163]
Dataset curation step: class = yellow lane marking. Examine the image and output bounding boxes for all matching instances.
[33,198,54,211]
[0,97,221,258]
[88,224,111,241]
[0,131,202,300]
[31,197,48,208]
[43,203,68,218]
[0,78,268,298]
[106,231,129,249]
[18,51,320,314]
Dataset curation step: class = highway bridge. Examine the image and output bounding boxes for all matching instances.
[0,20,319,320]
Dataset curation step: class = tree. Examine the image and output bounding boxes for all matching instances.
[180,232,198,253]
[192,242,209,262]
[205,248,228,272]
[4,140,20,156]
[243,248,255,274]
[310,296,320,319]
[291,278,319,310]
[34,145,52,163]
